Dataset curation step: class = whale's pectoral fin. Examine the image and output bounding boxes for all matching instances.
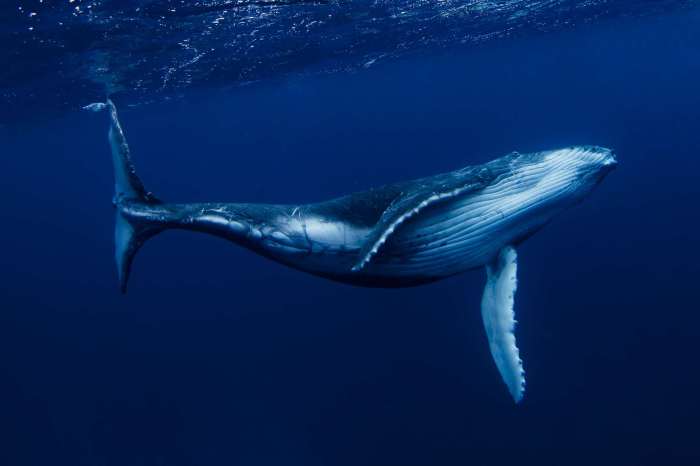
[481,246,525,403]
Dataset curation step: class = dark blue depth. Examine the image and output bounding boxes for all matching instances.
[1,7,699,466]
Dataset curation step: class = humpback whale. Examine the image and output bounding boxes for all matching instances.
[86,100,616,402]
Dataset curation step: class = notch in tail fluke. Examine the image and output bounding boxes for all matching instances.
[85,99,163,293]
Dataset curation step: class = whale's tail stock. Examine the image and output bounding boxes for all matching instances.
[84,100,164,293]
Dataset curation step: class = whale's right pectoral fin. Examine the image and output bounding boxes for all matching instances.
[481,246,526,403]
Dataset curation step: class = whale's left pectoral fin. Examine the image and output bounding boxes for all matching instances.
[481,246,525,403]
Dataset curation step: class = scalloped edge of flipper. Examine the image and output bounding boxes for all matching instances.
[480,246,525,403]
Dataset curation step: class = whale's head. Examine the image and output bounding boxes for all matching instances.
[555,145,617,177]
[480,146,617,244]
[538,145,617,202]
[502,145,617,206]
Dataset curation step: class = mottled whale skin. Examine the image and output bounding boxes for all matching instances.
[88,100,616,402]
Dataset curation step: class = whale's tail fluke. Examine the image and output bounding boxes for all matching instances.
[85,99,163,293]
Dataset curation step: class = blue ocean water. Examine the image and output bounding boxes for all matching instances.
[2,2,700,465]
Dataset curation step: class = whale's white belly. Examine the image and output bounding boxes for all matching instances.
[369,160,570,277]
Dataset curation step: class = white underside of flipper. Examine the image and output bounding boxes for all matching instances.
[480,246,525,403]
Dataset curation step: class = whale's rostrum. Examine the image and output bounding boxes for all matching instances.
[87,99,616,402]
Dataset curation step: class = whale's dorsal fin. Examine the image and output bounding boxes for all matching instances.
[481,246,525,403]
[351,166,494,271]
